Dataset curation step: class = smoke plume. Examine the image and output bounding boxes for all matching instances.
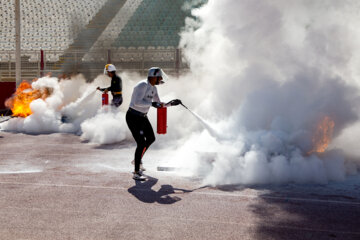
[166,0,360,185]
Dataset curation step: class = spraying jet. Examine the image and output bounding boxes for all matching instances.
[156,99,222,172]
[157,98,221,139]
[60,90,97,123]
[176,100,222,140]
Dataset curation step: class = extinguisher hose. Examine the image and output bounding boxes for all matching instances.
[0,109,14,124]
[0,116,14,124]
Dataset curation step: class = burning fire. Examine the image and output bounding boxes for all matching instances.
[5,80,50,118]
[308,116,335,154]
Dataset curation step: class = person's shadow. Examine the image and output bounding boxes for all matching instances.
[128,176,192,204]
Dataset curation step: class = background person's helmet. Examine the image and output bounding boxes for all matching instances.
[148,67,165,84]
[104,64,116,74]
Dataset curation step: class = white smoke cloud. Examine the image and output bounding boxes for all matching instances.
[166,0,360,185]
[80,108,130,144]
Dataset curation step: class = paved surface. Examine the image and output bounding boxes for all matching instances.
[0,131,360,240]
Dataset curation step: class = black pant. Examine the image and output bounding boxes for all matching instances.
[111,94,123,107]
[126,109,155,172]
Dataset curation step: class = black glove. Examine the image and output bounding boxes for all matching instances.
[168,99,182,106]
[152,102,162,108]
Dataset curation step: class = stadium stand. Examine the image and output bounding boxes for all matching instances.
[0,0,108,52]
[112,0,202,49]
[66,0,127,52]
[89,0,143,52]
[0,0,207,86]
[60,0,128,75]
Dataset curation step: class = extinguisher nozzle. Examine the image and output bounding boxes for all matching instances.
[180,103,188,109]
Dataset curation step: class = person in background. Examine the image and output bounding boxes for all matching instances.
[97,64,123,107]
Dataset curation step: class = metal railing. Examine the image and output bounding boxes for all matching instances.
[0,48,187,82]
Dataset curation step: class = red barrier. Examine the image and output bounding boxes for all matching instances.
[157,107,167,134]
[0,82,16,110]
[102,93,109,106]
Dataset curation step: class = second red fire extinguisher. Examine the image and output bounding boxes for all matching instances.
[102,92,109,106]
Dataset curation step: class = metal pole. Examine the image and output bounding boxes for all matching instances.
[40,49,44,76]
[15,0,21,87]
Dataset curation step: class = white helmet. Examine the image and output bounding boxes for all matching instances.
[148,67,165,84]
[104,64,116,74]
[148,67,163,77]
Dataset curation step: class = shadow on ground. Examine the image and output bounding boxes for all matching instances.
[253,191,360,239]
[93,141,134,150]
[214,181,360,240]
[128,176,193,204]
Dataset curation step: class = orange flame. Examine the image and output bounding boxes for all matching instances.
[308,116,335,154]
[5,80,50,118]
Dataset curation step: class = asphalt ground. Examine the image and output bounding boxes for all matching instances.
[0,131,359,240]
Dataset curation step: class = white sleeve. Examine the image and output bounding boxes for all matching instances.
[132,83,152,108]
[153,88,161,103]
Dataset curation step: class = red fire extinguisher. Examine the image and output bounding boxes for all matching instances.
[157,107,167,134]
[102,92,109,106]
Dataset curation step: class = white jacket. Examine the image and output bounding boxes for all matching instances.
[129,79,161,114]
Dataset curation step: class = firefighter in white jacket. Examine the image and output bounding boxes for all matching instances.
[126,67,165,180]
